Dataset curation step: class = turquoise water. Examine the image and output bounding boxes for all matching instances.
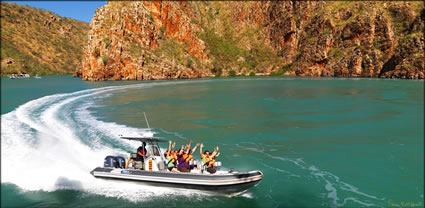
[1,76,424,207]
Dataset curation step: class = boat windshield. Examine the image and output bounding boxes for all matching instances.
[148,146,161,156]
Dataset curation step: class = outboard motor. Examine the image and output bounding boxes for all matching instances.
[104,156,117,168]
[115,156,126,169]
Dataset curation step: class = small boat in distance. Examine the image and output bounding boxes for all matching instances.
[34,75,42,79]
[8,73,30,79]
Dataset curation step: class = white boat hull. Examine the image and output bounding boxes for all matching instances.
[91,167,263,195]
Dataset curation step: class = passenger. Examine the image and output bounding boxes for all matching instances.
[200,143,219,174]
[188,143,200,170]
[165,140,177,172]
[177,145,190,172]
[185,140,192,154]
[165,140,172,157]
[209,151,220,168]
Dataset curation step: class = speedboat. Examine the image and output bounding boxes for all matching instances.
[9,73,30,79]
[90,136,263,195]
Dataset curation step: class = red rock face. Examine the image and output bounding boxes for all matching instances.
[76,1,209,81]
[75,1,424,80]
[144,1,206,59]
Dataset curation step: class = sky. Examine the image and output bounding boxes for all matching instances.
[6,1,106,23]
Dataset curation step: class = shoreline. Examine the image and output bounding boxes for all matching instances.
[75,73,425,81]
[3,73,422,81]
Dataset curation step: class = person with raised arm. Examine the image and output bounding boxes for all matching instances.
[171,142,176,154]
[208,146,220,169]
[164,140,177,172]
[185,140,193,153]
[187,143,200,170]
[177,144,190,172]
[200,144,219,174]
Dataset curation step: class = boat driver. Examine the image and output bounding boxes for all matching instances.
[136,142,147,163]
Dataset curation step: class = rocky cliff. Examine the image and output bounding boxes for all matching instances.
[75,1,424,80]
[1,3,90,75]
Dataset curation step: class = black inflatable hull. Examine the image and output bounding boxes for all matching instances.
[90,167,263,195]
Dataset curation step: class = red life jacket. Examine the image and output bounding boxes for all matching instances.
[138,148,146,156]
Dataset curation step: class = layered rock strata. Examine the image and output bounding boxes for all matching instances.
[75,1,424,80]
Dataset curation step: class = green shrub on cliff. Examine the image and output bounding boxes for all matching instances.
[130,42,144,58]
[270,64,292,76]
[245,56,257,69]
[104,38,111,49]
[102,56,108,65]
[269,71,282,76]
[294,16,300,28]
[153,38,188,66]
[322,28,330,35]
[186,58,193,68]
[277,48,284,57]
[200,28,241,65]
[93,48,100,57]
[211,66,222,77]
[228,70,236,77]
[160,26,165,36]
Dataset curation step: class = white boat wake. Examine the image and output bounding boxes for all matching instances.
[1,81,222,202]
[237,143,385,208]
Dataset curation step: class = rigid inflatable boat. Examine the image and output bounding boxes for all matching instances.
[90,136,263,195]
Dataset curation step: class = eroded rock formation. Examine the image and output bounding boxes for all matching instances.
[76,1,424,80]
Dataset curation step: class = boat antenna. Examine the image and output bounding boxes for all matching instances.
[143,112,164,160]
[143,112,151,131]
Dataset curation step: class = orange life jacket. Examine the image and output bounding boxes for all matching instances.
[185,154,193,162]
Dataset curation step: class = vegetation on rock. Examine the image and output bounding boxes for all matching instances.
[73,1,424,80]
[1,3,89,76]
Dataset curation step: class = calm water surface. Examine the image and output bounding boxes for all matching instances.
[1,76,423,207]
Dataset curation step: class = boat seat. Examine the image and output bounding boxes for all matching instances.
[134,161,143,170]
[158,160,165,170]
